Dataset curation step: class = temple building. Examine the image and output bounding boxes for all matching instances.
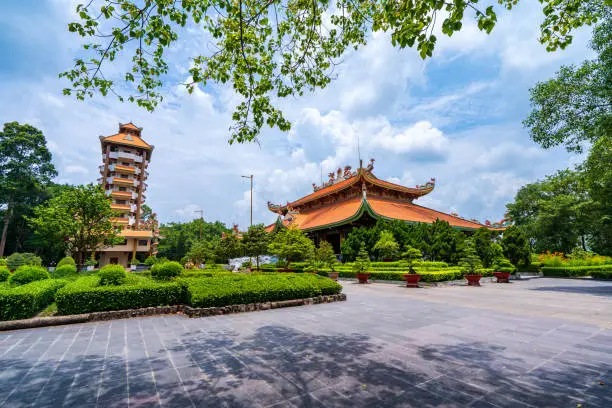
[97,122,159,267]
[267,159,508,253]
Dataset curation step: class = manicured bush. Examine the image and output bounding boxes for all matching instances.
[180,270,234,278]
[337,268,491,282]
[0,266,10,282]
[521,262,542,273]
[542,264,612,277]
[0,258,7,266]
[590,270,612,280]
[56,275,187,315]
[151,261,183,280]
[98,264,127,285]
[183,273,341,308]
[0,279,66,320]
[10,265,50,286]
[57,256,76,267]
[53,264,78,278]
[6,252,42,271]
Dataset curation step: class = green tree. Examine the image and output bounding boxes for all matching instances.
[157,219,229,260]
[186,240,214,266]
[524,15,611,153]
[500,226,531,268]
[62,1,604,143]
[352,243,371,274]
[242,224,270,270]
[268,226,314,269]
[582,136,612,255]
[340,225,380,262]
[472,227,496,267]
[27,184,118,268]
[215,233,244,263]
[402,246,422,274]
[316,240,336,271]
[373,230,400,261]
[0,122,57,257]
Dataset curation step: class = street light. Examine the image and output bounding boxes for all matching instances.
[241,174,253,227]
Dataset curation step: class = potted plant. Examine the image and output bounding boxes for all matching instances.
[129,256,138,271]
[402,246,422,288]
[353,243,371,284]
[460,241,483,286]
[373,230,399,262]
[492,257,515,283]
[85,257,97,271]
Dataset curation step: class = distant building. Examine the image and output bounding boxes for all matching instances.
[266,159,508,253]
[97,122,158,267]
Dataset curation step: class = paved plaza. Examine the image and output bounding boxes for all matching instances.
[1,278,611,407]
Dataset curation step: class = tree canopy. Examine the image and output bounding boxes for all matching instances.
[268,226,314,267]
[62,0,606,143]
[524,12,611,153]
[242,223,270,269]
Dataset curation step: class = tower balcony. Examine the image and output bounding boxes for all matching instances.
[114,164,136,174]
[111,204,131,212]
[112,177,135,186]
[108,190,136,200]
[111,217,130,225]
[115,151,143,163]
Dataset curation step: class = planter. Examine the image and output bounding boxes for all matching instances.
[356,273,371,284]
[403,274,421,288]
[465,274,482,286]
[493,272,511,283]
[327,272,339,281]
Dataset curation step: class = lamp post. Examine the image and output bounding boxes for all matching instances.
[241,174,253,227]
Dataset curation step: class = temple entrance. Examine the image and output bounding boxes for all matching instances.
[326,233,341,254]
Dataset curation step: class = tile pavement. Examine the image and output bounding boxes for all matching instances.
[0,278,611,407]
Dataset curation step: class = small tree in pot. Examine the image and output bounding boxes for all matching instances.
[460,240,483,286]
[353,243,371,284]
[402,246,422,288]
[373,230,399,261]
[492,256,515,283]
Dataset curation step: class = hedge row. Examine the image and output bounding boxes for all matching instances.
[56,275,187,315]
[0,280,67,320]
[54,273,341,315]
[590,270,612,280]
[542,264,612,278]
[337,269,493,282]
[184,274,342,308]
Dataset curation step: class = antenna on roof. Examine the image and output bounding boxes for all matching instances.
[357,133,362,167]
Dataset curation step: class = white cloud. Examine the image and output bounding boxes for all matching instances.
[372,121,449,156]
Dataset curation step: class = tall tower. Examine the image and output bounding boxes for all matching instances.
[97,122,156,268]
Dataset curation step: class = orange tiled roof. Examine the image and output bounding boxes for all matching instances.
[102,133,152,150]
[292,198,364,230]
[367,198,486,230]
[120,122,141,131]
[288,176,359,207]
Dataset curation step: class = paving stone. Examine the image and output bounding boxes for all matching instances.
[1,279,611,407]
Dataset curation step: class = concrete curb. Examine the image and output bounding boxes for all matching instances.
[0,293,347,332]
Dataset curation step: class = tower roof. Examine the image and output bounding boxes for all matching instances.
[100,122,153,150]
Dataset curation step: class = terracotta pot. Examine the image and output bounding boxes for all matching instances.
[403,274,421,288]
[465,274,482,286]
[328,272,339,281]
[356,273,371,284]
[493,272,511,283]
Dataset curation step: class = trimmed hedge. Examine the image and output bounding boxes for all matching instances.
[53,264,77,278]
[151,261,183,280]
[0,266,10,282]
[338,268,493,282]
[520,262,542,273]
[0,279,66,320]
[99,264,126,285]
[180,270,234,278]
[10,266,50,286]
[56,275,187,315]
[590,270,612,280]
[57,256,76,267]
[184,273,342,308]
[542,264,612,277]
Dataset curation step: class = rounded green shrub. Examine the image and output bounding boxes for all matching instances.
[98,265,126,286]
[57,256,76,267]
[54,264,78,278]
[0,266,10,282]
[6,252,42,271]
[10,265,50,286]
[151,261,183,280]
[0,258,7,266]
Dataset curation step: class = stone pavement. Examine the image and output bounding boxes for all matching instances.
[0,278,611,407]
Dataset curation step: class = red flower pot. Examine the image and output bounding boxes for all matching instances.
[493,272,511,283]
[403,274,421,288]
[356,273,371,284]
[328,272,339,281]
[465,274,482,286]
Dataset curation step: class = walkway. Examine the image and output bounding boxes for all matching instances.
[1,278,611,407]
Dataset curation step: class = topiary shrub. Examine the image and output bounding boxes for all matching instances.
[0,280,66,320]
[0,266,10,282]
[98,264,126,286]
[10,265,50,286]
[53,264,78,278]
[151,261,183,280]
[6,252,42,271]
[57,256,76,268]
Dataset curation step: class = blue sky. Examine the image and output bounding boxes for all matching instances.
[0,1,592,228]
